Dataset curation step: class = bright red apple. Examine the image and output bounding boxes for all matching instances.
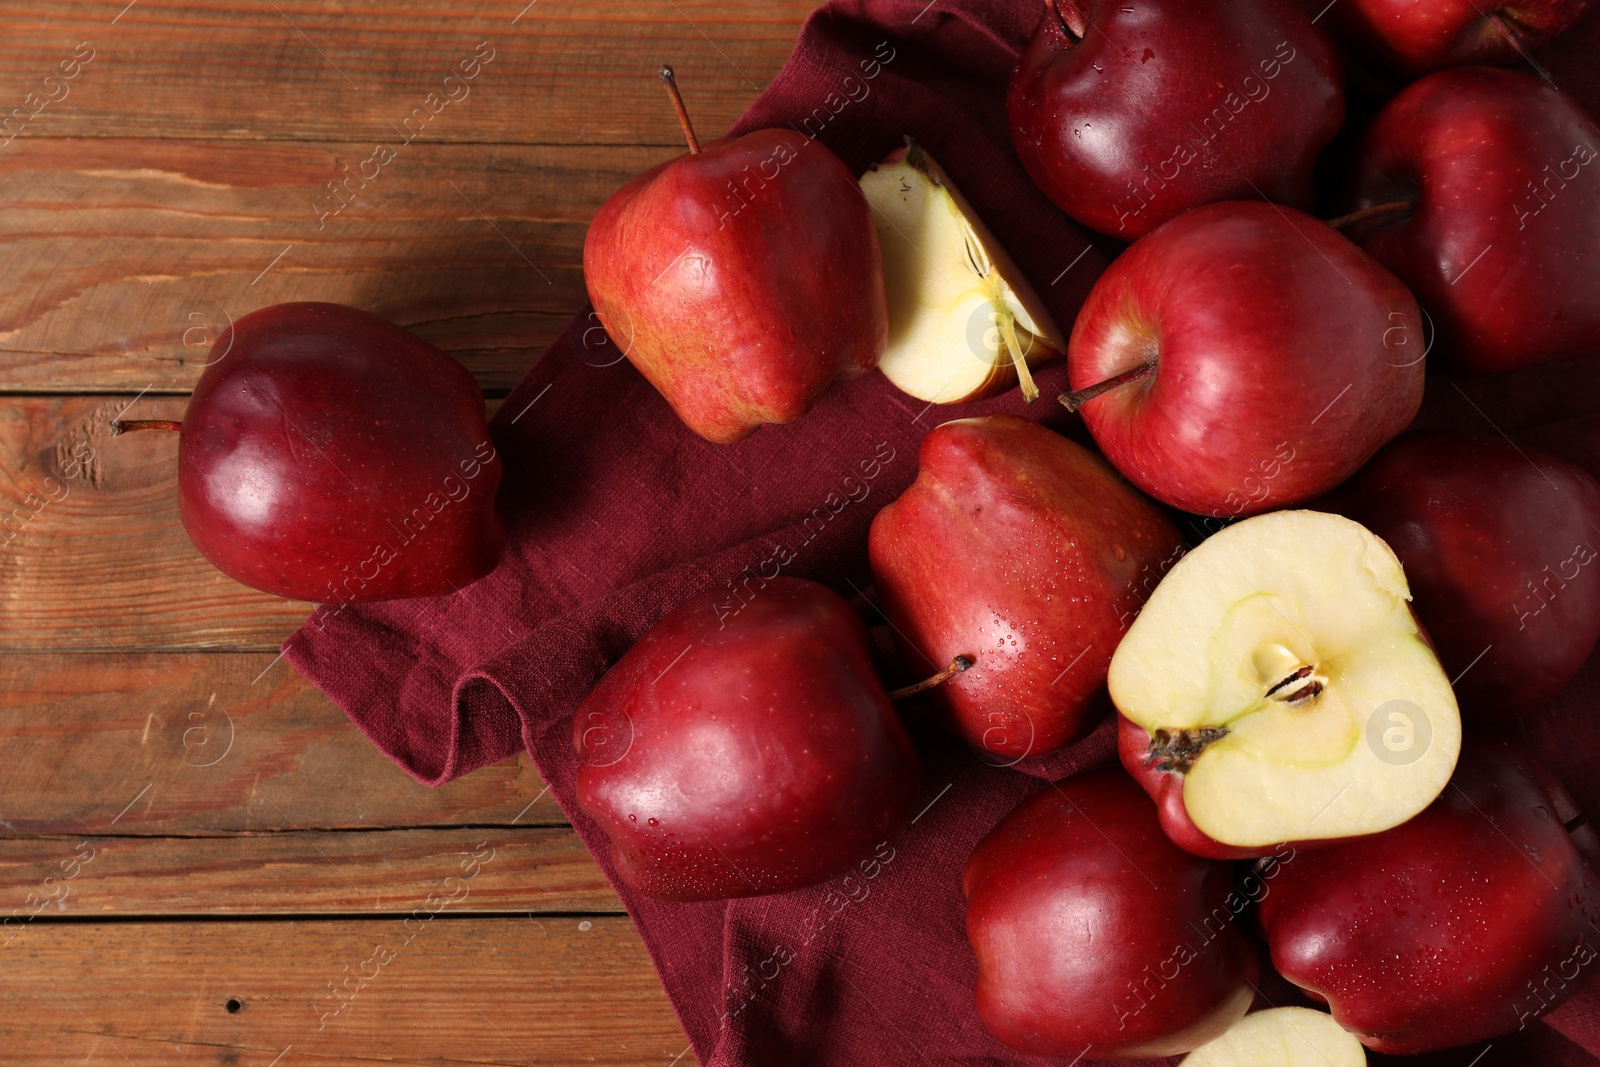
[1007,0,1344,238]
[1347,67,1600,375]
[869,415,1183,761]
[573,577,920,902]
[964,770,1259,1059]
[1320,431,1600,721]
[1064,201,1425,518]
[1329,0,1596,75]
[1259,740,1600,1055]
[111,302,504,604]
[582,67,887,444]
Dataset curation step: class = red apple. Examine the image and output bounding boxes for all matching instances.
[1329,0,1597,75]
[1259,739,1600,1055]
[573,577,920,902]
[1064,201,1424,517]
[1319,431,1600,721]
[112,302,505,604]
[868,415,1183,761]
[1007,0,1344,238]
[964,770,1259,1059]
[582,68,887,443]
[1347,67,1600,375]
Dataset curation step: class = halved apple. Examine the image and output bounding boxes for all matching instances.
[1182,1008,1366,1067]
[1109,510,1461,859]
[858,139,1064,405]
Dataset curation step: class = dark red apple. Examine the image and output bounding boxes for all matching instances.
[1348,67,1600,375]
[1007,0,1344,238]
[1259,739,1600,1055]
[582,68,887,444]
[868,415,1183,761]
[1064,201,1425,517]
[964,770,1259,1059]
[112,302,504,604]
[573,577,920,902]
[1329,0,1597,75]
[1320,431,1600,721]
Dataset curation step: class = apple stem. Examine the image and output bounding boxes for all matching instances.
[1058,360,1156,413]
[658,66,701,156]
[1566,811,1590,834]
[889,655,974,700]
[1325,201,1416,231]
[1053,0,1089,39]
[109,419,182,435]
[998,313,1040,404]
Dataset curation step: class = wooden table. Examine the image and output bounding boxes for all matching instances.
[0,3,810,1061]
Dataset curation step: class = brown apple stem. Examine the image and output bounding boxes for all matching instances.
[1058,360,1156,413]
[998,314,1040,404]
[1566,811,1590,834]
[1053,0,1089,39]
[109,419,182,435]
[889,655,974,700]
[1145,726,1229,775]
[658,66,701,156]
[1325,201,1417,230]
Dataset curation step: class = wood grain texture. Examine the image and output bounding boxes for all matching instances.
[0,653,562,833]
[0,139,676,394]
[0,0,807,146]
[0,918,686,1065]
[0,828,618,915]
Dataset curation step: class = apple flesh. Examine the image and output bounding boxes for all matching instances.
[1319,431,1600,721]
[1007,0,1344,238]
[964,770,1258,1059]
[858,140,1064,405]
[1259,740,1600,1055]
[1181,1007,1366,1067]
[1110,510,1461,859]
[113,302,505,604]
[573,577,920,902]
[1348,67,1600,375]
[1330,0,1596,75]
[582,69,887,444]
[1065,201,1425,518]
[869,415,1184,761]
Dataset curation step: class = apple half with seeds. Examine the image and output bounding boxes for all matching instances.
[1110,510,1460,859]
[1182,1007,1366,1067]
[859,139,1064,405]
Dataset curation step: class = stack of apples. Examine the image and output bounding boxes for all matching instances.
[571,0,1600,1061]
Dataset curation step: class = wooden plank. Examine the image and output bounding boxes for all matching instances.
[0,917,687,1065]
[0,653,564,832]
[0,0,806,146]
[0,139,675,394]
[0,828,618,915]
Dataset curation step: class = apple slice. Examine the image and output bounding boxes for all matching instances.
[859,140,1064,405]
[1182,1008,1366,1067]
[1109,510,1461,858]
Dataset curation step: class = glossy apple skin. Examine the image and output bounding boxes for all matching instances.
[1320,431,1600,721]
[1007,0,1344,238]
[964,770,1259,1059]
[177,302,504,603]
[583,129,887,444]
[1259,740,1600,1055]
[1331,0,1595,75]
[869,416,1183,761]
[1351,68,1600,375]
[1069,201,1424,517]
[573,578,920,902]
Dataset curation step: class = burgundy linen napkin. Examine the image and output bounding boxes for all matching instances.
[285,1,1600,1063]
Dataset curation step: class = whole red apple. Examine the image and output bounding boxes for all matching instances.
[582,68,887,444]
[868,415,1183,761]
[1348,67,1600,375]
[1320,431,1600,721]
[573,577,920,902]
[1259,740,1600,1055]
[1065,201,1424,517]
[964,770,1258,1059]
[113,302,504,604]
[1007,0,1344,238]
[1330,0,1596,75]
